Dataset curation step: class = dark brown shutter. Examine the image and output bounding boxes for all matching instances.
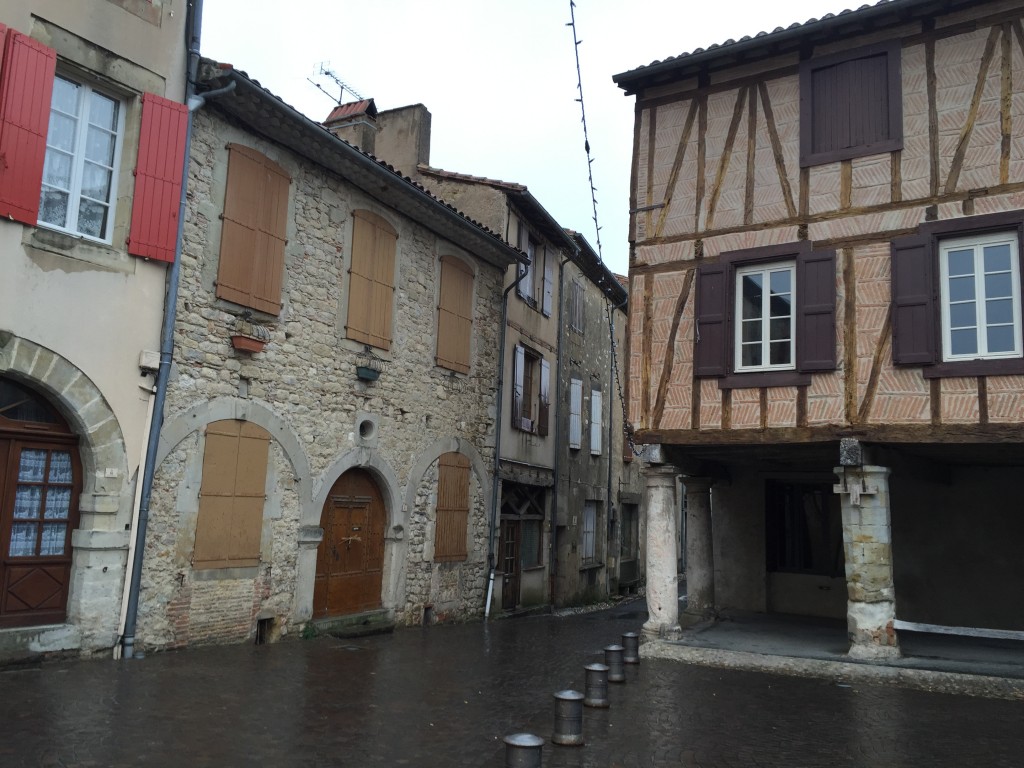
[694,262,728,376]
[511,344,524,428]
[537,358,550,436]
[891,234,937,365]
[796,249,837,372]
[435,452,470,562]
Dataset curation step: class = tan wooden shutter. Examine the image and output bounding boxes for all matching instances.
[216,144,290,315]
[436,256,474,373]
[193,419,270,569]
[434,452,470,562]
[347,210,397,350]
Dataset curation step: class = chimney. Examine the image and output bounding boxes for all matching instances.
[323,98,378,154]
[373,104,432,176]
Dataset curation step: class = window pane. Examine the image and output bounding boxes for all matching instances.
[86,126,116,166]
[983,243,1012,273]
[9,524,38,557]
[986,298,1013,325]
[77,198,109,238]
[770,317,791,342]
[987,325,1015,353]
[948,276,975,302]
[742,344,762,367]
[88,91,119,132]
[48,452,73,483]
[949,302,976,329]
[40,523,67,556]
[769,269,792,295]
[52,77,80,116]
[950,328,978,356]
[947,249,974,276]
[39,189,70,227]
[19,450,47,482]
[741,274,763,319]
[984,272,1012,300]
[14,485,42,519]
[43,150,73,190]
[770,341,791,365]
[741,319,762,343]
[521,520,541,568]
[47,113,77,153]
[81,162,112,202]
[769,293,792,319]
[45,487,72,520]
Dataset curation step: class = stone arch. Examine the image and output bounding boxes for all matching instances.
[402,436,491,518]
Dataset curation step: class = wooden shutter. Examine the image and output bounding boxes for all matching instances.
[516,220,528,299]
[796,249,837,372]
[537,358,550,436]
[590,388,603,455]
[127,93,188,263]
[347,210,397,350]
[569,378,583,449]
[436,255,473,373]
[891,234,937,365]
[434,452,470,562]
[216,144,290,315]
[694,262,728,376]
[542,246,554,316]
[0,29,56,225]
[512,344,525,429]
[194,420,270,569]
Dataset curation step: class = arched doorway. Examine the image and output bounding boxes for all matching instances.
[0,377,82,628]
[313,469,386,618]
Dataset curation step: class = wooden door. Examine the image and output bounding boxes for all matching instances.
[313,469,385,618]
[499,518,520,610]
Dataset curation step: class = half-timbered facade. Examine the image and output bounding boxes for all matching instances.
[616,0,1024,657]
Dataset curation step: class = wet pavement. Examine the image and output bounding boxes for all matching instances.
[2,599,1023,767]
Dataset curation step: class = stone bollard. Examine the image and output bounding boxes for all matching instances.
[551,690,585,746]
[504,733,544,767]
[622,632,640,664]
[604,644,626,682]
[583,662,610,708]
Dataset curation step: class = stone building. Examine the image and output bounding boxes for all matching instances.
[616,0,1024,656]
[329,103,644,612]
[0,0,188,661]
[134,60,522,649]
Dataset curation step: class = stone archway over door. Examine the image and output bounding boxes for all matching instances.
[313,469,385,618]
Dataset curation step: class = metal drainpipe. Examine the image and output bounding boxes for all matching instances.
[484,215,528,619]
[549,254,571,607]
[120,0,235,659]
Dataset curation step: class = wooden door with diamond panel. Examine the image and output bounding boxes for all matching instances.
[313,469,386,618]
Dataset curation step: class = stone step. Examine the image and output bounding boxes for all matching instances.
[311,609,395,639]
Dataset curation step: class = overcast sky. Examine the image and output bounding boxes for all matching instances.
[201,0,860,275]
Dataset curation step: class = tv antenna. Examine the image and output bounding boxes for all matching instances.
[307,62,365,106]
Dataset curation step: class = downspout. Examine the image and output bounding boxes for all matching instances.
[484,210,528,619]
[119,0,235,659]
[549,253,571,607]
[605,292,628,596]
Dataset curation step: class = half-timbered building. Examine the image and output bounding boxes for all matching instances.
[615,0,1024,658]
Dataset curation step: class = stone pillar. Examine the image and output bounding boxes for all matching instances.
[641,462,681,640]
[834,465,900,660]
[683,478,714,620]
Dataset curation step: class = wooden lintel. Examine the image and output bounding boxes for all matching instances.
[634,423,1024,447]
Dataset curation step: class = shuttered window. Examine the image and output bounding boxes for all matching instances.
[695,243,836,380]
[127,93,188,263]
[434,452,470,562]
[193,420,270,570]
[800,41,902,167]
[512,345,549,435]
[347,209,397,350]
[436,255,474,373]
[891,234,936,366]
[541,246,554,317]
[569,377,583,450]
[216,144,290,315]
[581,501,597,563]
[0,28,57,226]
[590,388,603,455]
[568,280,585,335]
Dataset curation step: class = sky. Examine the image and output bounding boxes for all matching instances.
[200,0,862,276]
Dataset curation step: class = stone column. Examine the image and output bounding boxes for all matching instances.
[682,477,714,621]
[834,465,900,660]
[641,462,681,640]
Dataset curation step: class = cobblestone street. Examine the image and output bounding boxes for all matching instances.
[2,600,1022,767]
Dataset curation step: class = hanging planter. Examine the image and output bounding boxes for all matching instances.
[231,334,267,353]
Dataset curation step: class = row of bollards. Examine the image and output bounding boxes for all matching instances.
[503,631,641,767]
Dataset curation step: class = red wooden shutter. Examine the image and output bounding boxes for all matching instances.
[891,234,937,365]
[127,93,188,263]
[796,249,837,372]
[541,247,554,317]
[694,262,728,376]
[537,358,550,436]
[0,30,56,225]
[511,344,524,428]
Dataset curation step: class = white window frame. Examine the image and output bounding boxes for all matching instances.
[38,73,125,243]
[939,232,1023,362]
[589,388,603,456]
[568,378,583,450]
[734,261,796,372]
[581,501,597,564]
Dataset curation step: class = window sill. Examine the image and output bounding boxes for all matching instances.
[522,564,546,573]
[920,358,1024,378]
[579,562,603,572]
[23,226,134,274]
[715,371,812,389]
